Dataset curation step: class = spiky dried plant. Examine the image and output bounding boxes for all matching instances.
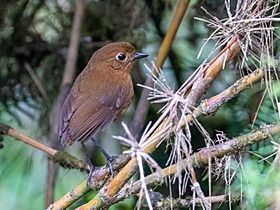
[114,0,280,209]
[196,0,280,107]
[113,122,168,210]
[195,1,280,208]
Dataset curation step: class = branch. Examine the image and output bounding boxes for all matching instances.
[154,194,241,209]
[193,123,280,166]
[47,154,130,210]
[104,123,279,207]
[61,0,85,86]
[145,0,185,84]
[0,123,88,171]
[190,68,265,120]
[47,180,88,210]
[181,36,240,108]
[0,124,56,156]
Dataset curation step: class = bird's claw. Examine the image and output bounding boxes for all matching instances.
[105,155,118,177]
[86,163,96,188]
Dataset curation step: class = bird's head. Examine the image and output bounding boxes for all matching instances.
[92,42,148,72]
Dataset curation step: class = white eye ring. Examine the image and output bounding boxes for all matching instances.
[116,53,127,61]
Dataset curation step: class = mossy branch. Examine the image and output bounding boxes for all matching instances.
[153,194,241,209]
[0,123,87,172]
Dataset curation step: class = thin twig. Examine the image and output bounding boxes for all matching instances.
[0,124,56,156]
[0,123,89,171]
[23,62,48,100]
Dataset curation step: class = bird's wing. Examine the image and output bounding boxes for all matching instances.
[59,85,129,145]
[58,91,79,145]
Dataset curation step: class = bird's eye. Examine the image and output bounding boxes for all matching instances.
[116,53,126,61]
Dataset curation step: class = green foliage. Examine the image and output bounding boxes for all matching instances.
[233,158,280,209]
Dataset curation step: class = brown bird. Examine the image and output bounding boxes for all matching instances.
[58,41,148,176]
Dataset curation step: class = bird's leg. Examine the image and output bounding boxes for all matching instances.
[90,137,116,176]
[81,141,96,186]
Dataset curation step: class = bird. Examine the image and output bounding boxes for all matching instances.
[58,41,148,178]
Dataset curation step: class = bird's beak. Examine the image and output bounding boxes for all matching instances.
[131,51,149,60]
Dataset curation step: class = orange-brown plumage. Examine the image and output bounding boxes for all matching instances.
[58,42,148,146]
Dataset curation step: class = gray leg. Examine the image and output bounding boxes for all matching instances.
[81,141,96,186]
[90,137,115,176]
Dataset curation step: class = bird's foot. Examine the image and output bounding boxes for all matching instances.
[86,163,96,188]
[104,155,118,177]
[81,141,99,188]
[89,138,118,177]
